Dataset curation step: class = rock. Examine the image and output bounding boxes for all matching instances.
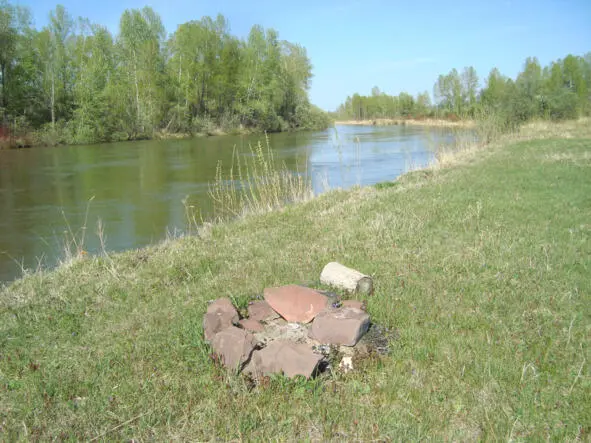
[203,298,239,342]
[310,307,370,346]
[211,326,257,371]
[341,300,365,310]
[250,341,323,378]
[320,262,373,295]
[247,300,280,322]
[264,285,328,323]
[207,297,237,314]
[252,318,312,347]
[239,318,264,332]
[339,356,354,373]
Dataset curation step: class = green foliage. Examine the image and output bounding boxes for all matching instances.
[337,52,591,126]
[337,87,433,120]
[0,2,329,146]
[294,102,332,130]
[546,88,579,121]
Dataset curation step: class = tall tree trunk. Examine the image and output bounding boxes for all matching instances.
[1,63,6,111]
[133,49,141,132]
[51,70,56,128]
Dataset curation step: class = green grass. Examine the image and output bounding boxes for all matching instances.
[1,122,590,440]
[209,136,313,219]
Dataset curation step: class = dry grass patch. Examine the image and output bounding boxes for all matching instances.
[1,119,590,440]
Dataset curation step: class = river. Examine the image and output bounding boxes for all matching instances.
[0,124,456,282]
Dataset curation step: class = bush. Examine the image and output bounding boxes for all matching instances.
[34,121,74,146]
[294,103,332,130]
[546,89,579,121]
[192,115,217,135]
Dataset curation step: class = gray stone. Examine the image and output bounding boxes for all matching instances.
[203,298,239,342]
[250,340,323,378]
[247,300,280,322]
[264,285,328,323]
[310,307,370,346]
[211,326,257,371]
[252,318,312,347]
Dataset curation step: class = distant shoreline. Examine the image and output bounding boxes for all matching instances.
[334,118,475,128]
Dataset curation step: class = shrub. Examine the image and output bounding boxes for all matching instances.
[546,89,579,121]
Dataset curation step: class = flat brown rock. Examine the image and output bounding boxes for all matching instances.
[310,307,370,346]
[264,285,328,323]
[247,300,280,322]
[203,298,239,342]
[250,341,323,378]
[211,326,257,371]
[341,300,365,310]
[239,318,264,332]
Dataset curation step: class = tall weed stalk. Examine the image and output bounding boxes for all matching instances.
[60,196,94,264]
[209,135,312,219]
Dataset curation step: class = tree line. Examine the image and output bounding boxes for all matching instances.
[336,53,591,124]
[0,2,330,146]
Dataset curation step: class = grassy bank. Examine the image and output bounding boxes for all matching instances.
[0,126,252,149]
[1,110,331,149]
[1,120,590,440]
[335,118,475,128]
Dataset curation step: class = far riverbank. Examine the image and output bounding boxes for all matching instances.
[335,118,475,128]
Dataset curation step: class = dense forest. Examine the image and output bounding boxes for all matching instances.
[0,2,330,146]
[336,53,591,125]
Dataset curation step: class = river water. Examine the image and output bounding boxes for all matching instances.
[0,124,455,282]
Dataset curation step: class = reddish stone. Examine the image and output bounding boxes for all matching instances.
[310,307,370,346]
[207,298,236,314]
[341,300,365,310]
[211,326,257,371]
[203,298,239,342]
[250,341,323,378]
[239,318,264,332]
[247,300,280,322]
[263,285,328,323]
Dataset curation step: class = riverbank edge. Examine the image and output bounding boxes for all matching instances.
[335,118,475,128]
[1,118,589,440]
[0,123,331,150]
[2,117,587,287]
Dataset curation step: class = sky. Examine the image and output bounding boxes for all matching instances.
[15,0,591,111]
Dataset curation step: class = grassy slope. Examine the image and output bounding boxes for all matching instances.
[1,124,590,440]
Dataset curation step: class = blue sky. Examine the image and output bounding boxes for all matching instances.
[16,0,591,111]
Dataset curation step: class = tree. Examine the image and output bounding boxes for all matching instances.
[434,69,463,115]
[398,92,415,117]
[0,2,36,123]
[481,68,507,111]
[415,91,431,116]
[280,41,313,126]
[70,22,116,142]
[461,66,479,116]
[0,0,17,112]
[117,7,166,136]
[562,54,588,114]
[513,57,543,120]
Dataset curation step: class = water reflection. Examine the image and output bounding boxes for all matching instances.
[0,124,455,281]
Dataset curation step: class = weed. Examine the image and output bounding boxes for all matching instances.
[208,135,313,219]
[0,119,589,440]
[60,196,95,264]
